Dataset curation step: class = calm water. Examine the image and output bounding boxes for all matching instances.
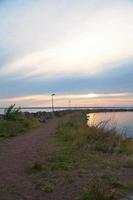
[87,112,133,138]
[0,107,89,114]
[0,107,67,114]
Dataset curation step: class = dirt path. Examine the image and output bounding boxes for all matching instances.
[0,115,72,200]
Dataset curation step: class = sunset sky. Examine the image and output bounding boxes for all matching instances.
[0,0,133,107]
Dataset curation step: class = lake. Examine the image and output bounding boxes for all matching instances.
[1,108,133,138]
[0,107,67,114]
[87,112,133,138]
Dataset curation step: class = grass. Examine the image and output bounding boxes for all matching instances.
[81,179,116,200]
[47,151,80,171]
[54,116,133,155]
[25,162,43,173]
[24,112,133,199]
[35,181,54,192]
[101,175,123,189]
[40,183,54,192]
[0,105,40,139]
[0,118,40,139]
[50,112,133,198]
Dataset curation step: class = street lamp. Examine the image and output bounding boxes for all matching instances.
[51,93,55,112]
[68,100,71,110]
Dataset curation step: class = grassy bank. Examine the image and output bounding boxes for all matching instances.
[0,105,73,139]
[0,118,40,139]
[25,112,133,199]
[0,105,40,139]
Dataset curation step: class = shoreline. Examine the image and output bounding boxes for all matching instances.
[0,111,132,199]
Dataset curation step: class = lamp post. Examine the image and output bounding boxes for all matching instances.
[68,100,71,110]
[51,93,55,112]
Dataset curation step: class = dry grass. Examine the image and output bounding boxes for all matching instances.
[82,178,117,200]
[54,112,133,199]
[0,118,40,139]
[26,112,133,199]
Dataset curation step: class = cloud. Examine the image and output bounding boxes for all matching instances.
[0,61,133,103]
[0,92,133,107]
[0,0,133,79]
[0,0,133,107]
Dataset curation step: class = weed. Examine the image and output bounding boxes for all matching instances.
[25,162,43,173]
[4,104,23,121]
[27,112,133,199]
[82,179,116,200]
[102,176,123,189]
[48,152,79,171]
[0,118,40,139]
[82,192,94,200]
[40,183,54,192]
[35,181,54,192]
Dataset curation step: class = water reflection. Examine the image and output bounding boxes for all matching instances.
[87,112,133,138]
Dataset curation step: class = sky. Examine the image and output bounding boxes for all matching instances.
[0,0,133,107]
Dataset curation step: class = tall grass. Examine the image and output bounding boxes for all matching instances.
[82,179,116,200]
[0,118,40,139]
[0,105,40,139]
[23,112,133,199]
[4,104,22,121]
[52,112,133,199]
[56,114,133,155]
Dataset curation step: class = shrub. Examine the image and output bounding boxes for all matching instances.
[0,118,40,139]
[25,162,43,173]
[48,151,79,171]
[35,182,54,192]
[86,126,133,154]
[82,179,116,200]
[4,104,23,121]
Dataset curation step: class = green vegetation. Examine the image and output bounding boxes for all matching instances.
[4,104,22,121]
[24,112,133,199]
[25,162,43,173]
[36,182,54,192]
[0,118,39,139]
[48,151,80,171]
[0,105,40,139]
[101,175,123,189]
[82,179,115,200]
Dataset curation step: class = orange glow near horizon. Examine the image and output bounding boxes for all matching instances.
[0,93,133,107]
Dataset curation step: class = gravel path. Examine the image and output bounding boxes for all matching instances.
[0,115,71,200]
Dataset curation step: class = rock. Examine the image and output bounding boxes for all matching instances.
[121,194,133,200]
[23,111,54,122]
[0,114,5,120]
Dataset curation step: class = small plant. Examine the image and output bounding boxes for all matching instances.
[82,192,94,200]
[25,162,43,173]
[35,181,54,192]
[40,183,54,192]
[4,104,23,121]
[54,111,62,117]
[65,176,74,184]
[48,151,79,171]
[102,175,123,189]
[81,179,116,200]
[0,117,40,139]
[48,154,69,171]
[123,157,133,168]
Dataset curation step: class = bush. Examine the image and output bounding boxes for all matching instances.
[86,126,133,154]
[0,118,40,139]
[82,179,116,200]
[4,104,23,121]
[25,162,43,173]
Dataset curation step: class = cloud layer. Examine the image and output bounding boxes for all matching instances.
[0,0,133,106]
